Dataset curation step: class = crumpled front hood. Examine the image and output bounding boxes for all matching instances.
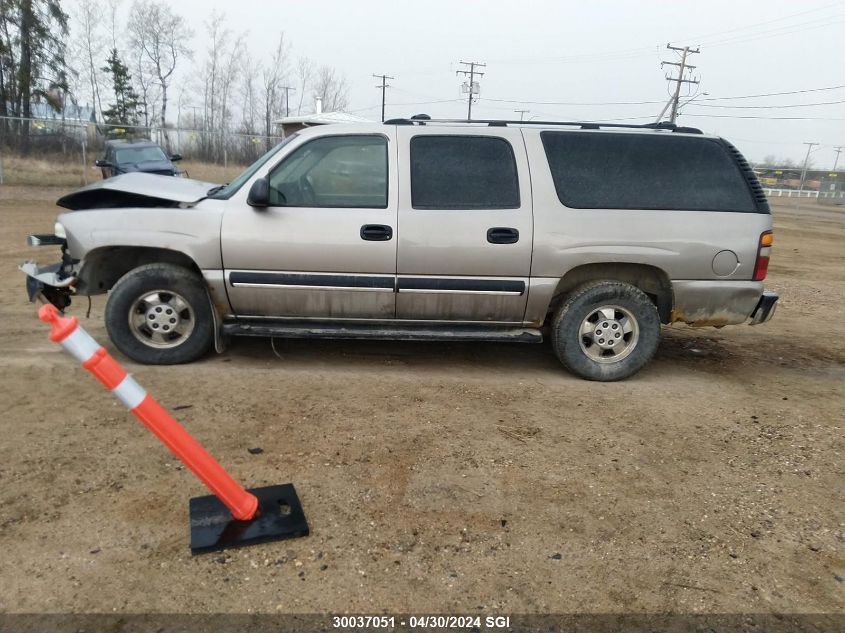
[57,172,221,210]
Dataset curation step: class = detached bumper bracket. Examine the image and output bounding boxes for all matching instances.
[20,261,75,309]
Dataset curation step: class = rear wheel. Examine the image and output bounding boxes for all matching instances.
[105,263,213,364]
[551,281,660,381]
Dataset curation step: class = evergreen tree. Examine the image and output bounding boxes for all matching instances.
[101,48,140,127]
[0,0,69,152]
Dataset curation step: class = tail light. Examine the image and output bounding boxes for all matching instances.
[753,231,773,281]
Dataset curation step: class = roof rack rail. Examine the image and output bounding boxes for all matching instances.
[383,117,702,134]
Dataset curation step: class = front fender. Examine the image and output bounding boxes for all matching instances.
[59,201,224,269]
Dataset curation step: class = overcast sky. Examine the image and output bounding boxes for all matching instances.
[130,0,845,167]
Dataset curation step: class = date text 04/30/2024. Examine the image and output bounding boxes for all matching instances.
[331,615,512,629]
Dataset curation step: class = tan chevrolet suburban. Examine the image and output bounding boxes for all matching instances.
[21,118,778,381]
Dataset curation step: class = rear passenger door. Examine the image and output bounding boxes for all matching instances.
[395,126,533,323]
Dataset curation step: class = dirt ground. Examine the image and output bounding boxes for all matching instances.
[0,187,842,616]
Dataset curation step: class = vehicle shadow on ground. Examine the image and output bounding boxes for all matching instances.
[214,327,762,380]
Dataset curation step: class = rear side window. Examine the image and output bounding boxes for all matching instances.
[410,136,520,209]
[541,132,757,212]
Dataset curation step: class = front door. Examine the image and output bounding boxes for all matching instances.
[221,130,397,319]
[395,126,533,323]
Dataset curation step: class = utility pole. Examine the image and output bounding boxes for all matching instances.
[798,142,819,198]
[660,44,700,124]
[280,86,296,118]
[514,109,530,121]
[456,60,485,121]
[834,146,843,172]
[373,74,395,122]
[187,105,201,129]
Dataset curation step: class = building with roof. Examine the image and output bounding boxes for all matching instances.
[274,98,371,136]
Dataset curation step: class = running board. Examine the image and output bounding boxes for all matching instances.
[223,321,543,344]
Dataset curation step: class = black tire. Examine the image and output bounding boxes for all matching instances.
[550,280,660,381]
[105,263,214,365]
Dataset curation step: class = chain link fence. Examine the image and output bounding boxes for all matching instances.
[0,115,284,186]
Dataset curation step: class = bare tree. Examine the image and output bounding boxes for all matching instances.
[295,56,313,115]
[219,31,244,127]
[312,64,349,112]
[260,33,289,144]
[127,0,191,150]
[132,45,154,128]
[108,0,123,52]
[199,11,245,161]
[239,48,260,135]
[70,0,106,123]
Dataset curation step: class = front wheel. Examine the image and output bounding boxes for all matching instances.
[550,281,661,381]
[105,263,214,364]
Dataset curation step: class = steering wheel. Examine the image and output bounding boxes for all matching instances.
[299,175,316,205]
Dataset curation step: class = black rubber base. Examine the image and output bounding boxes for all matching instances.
[189,484,309,554]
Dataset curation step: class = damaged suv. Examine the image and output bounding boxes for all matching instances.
[21,118,778,381]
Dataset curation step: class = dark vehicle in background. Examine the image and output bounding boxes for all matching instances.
[95,139,183,178]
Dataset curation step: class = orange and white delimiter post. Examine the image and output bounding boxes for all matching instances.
[38,303,259,521]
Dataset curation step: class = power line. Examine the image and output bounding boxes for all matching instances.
[677,2,842,43]
[682,113,845,120]
[692,98,845,109]
[697,84,845,101]
[485,96,664,106]
[345,98,463,115]
[486,4,843,65]
[660,44,700,123]
[385,3,843,85]
[456,60,485,121]
[482,84,845,107]
[489,46,656,66]
[373,73,395,123]
[699,13,845,48]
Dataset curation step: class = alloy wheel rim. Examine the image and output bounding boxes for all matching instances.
[128,290,195,349]
[578,305,639,363]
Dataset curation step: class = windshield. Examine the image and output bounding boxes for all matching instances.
[115,146,168,164]
[207,134,299,199]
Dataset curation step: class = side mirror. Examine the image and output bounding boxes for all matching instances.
[95,159,112,167]
[169,153,182,162]
[247,178,270,208]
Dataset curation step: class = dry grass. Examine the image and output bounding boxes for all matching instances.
[177,160,245,184]
[0,154,99,186]
[0,153,246,187]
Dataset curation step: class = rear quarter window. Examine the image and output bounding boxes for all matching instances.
[540,131,758,212]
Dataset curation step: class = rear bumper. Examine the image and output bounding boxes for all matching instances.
[748,291,778,325]
[671,280,778,327]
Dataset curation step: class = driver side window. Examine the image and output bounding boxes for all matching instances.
[267,135,388,208]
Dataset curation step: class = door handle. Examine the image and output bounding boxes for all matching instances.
[360,224,393,241]
[487,227,519,244]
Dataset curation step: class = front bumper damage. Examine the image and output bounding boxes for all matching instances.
[20,234,77,310]
[21,261,76,309]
